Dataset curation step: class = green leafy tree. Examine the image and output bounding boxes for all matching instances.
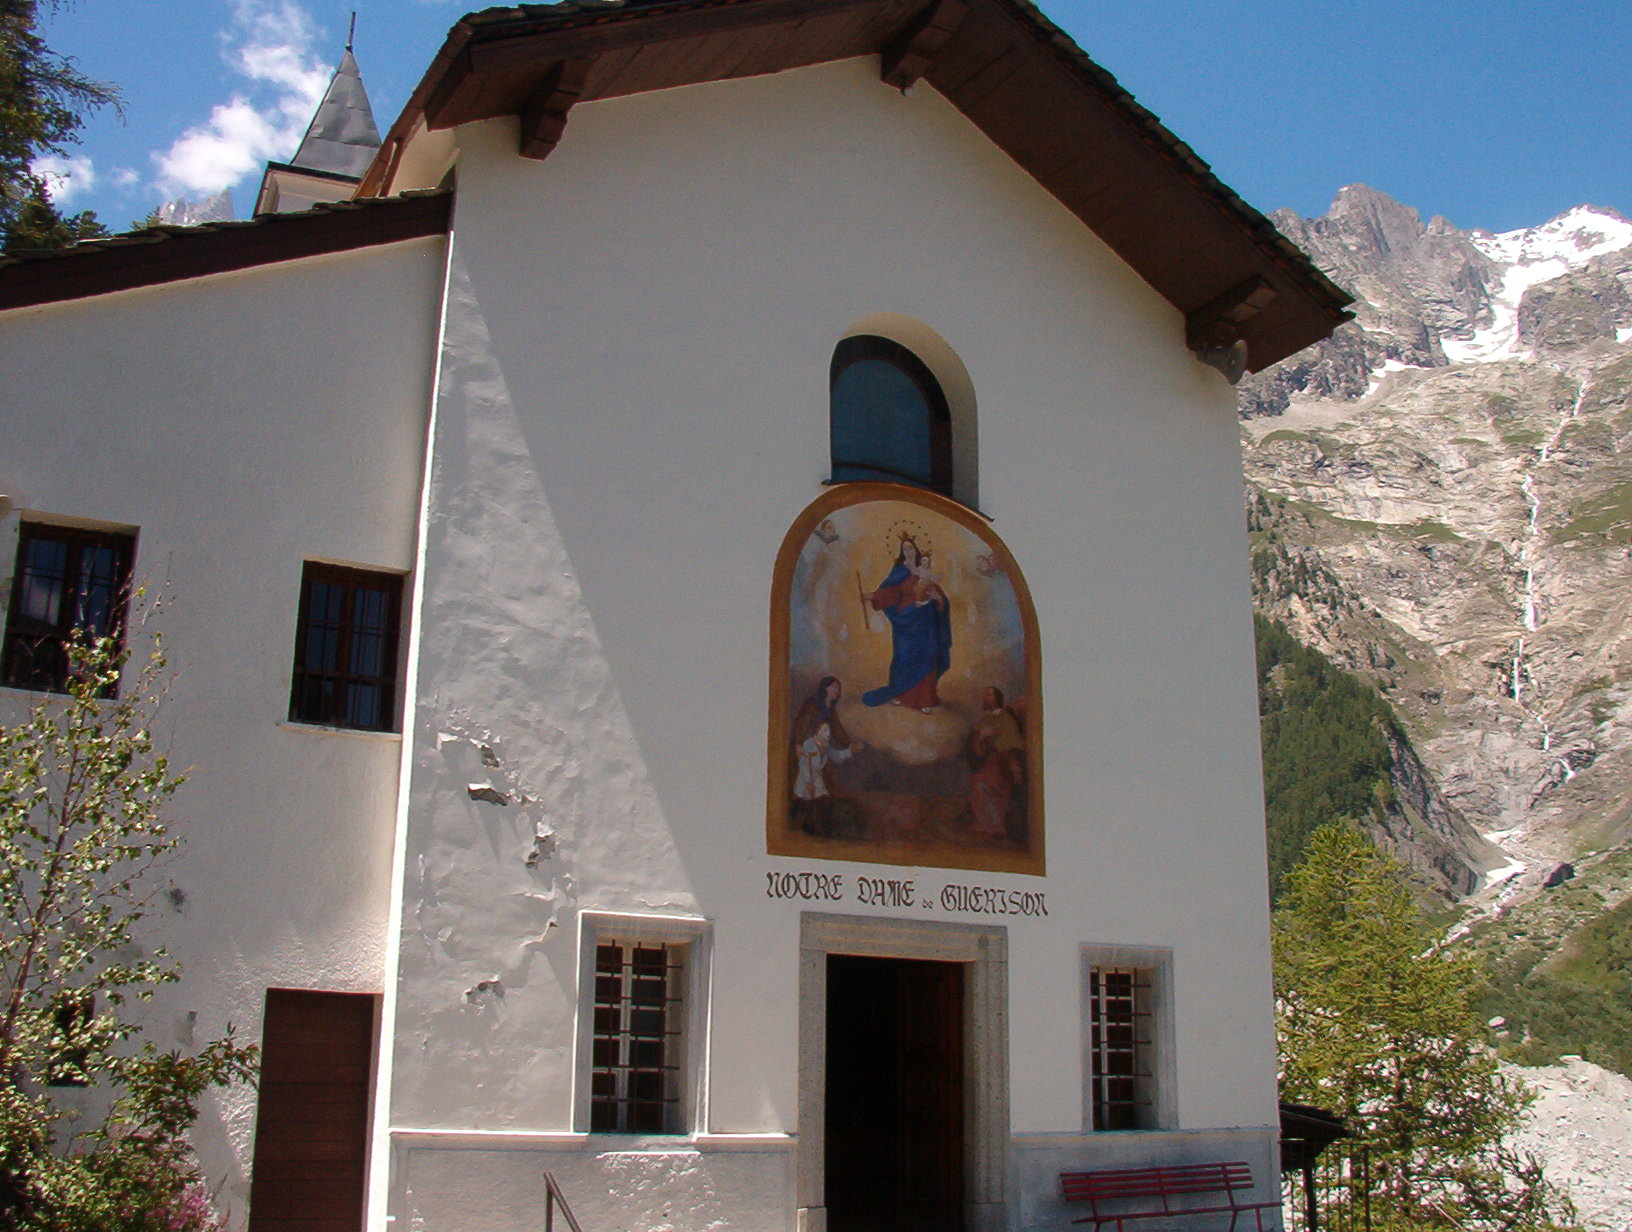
[0,628,257,1230]
[1,0,119,246]
[1274,824,1575,1232]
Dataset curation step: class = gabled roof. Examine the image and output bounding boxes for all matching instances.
[290,49,383,180]
[361,0,1352,370]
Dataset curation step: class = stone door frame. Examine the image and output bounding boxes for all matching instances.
[797,913,1009,1232]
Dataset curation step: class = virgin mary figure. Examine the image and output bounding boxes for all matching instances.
[863,534,952,712]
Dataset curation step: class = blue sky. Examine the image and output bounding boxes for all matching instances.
[35,0,1632,235]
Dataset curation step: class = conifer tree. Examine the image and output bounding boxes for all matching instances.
[1274,824,1575,1231]
[0,1,118,246]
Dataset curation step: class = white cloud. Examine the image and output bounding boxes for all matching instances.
[112,168,140,190]
[30,154,98,205]
[152,1,330,198]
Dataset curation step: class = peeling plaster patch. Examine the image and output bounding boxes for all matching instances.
[464,978,504,1003]
[172,1009,197,1047]
[525,826,556,868]
[480,744,501,768]
[467,782,510,805]
[522,918,559,948]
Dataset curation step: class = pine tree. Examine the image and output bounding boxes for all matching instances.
[0,1,119,245]
[3,169,105,249]
[1274,824,1575,1231]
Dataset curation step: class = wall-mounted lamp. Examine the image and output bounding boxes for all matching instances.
[1194,339,1248,385]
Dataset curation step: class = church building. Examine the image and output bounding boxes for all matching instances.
[0,2,1351,1229]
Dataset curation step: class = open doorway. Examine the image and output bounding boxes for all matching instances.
[825,955,965,1232]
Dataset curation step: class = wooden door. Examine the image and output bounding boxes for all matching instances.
[897,960,964,1232]
[826,956,965,1232]
[248,989,377,1232]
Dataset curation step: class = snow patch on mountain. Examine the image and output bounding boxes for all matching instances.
[1443,207,1632,363]
[1364,357,1422,397]
[1471,207,1632,268]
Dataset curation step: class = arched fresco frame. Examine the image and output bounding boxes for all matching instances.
[768,483,1043,876]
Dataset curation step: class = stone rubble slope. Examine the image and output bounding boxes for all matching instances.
[1506,1058,1632,1231]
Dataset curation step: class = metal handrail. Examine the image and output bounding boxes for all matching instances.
[543,1171,585,1232]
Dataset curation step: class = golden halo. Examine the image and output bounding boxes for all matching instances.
[883,518,933,560]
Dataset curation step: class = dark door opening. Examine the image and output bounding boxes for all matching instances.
[826,955,965,1232]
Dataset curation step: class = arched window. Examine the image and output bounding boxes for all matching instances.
[829,335,952,494]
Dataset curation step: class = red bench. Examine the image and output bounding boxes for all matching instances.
[1060,1161,1277,1231]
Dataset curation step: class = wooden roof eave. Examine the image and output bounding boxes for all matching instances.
[354,0,1352,368]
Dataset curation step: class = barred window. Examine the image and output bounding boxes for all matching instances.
[288,563,402,731]
[2,522,134,694]
[1087,965,1154,1130]
[591,942,686,1133]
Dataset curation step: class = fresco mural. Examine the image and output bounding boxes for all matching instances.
[768,484,1042,874]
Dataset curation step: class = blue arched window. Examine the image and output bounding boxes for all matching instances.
[829,335,952,494]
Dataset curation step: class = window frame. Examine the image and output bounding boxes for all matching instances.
[46,991,95,1088]
[287,561,404,733]
[1,519,136,695]
[829,334,953,495]
[575,911,711,1137]
[1081,945,1174,1132]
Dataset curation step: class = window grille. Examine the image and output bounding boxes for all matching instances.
[590,942,685,1133]
[1088,965,1154,1130]
[1,522,134,694]
[288,563,402,731]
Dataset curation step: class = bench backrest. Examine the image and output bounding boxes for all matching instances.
[1061,1161,1255,1205]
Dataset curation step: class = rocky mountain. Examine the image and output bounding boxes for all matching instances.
[154,190,234,227]
[1245,184,1632,870]
[1245,185,1632,1222]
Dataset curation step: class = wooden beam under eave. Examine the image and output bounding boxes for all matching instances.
[468,0,885,76]
[1186,275,1280,351]
[880,0,969,90]
[519,59,593,159]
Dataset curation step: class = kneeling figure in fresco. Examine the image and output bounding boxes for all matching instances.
[967,687,1025,839]
[791,676,864,836]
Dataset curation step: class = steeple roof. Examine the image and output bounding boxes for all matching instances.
[290,49,381,180]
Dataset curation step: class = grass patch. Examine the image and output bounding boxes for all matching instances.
[1480,896,1632,1075]
[1256,429,1310,447]
[1554,481,1632,545]
[1397,519,1462,544]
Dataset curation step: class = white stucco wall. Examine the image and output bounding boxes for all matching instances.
[0,49,1288,1232]
[385,56,1278,1231]
[0,236,446,1212]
